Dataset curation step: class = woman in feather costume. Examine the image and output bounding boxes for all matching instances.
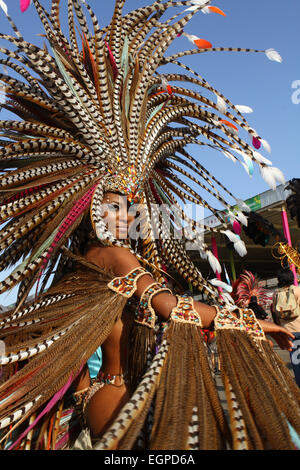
[0,0,300,450]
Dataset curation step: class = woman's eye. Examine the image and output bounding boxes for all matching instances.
[108,203,119,211]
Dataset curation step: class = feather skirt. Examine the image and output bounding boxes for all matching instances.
[1,265,300,450]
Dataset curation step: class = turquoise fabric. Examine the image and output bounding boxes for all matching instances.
[287,421,300,450]
[87,347,102,379]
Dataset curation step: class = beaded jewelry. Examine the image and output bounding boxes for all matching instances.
[108,267,150,298]
[240,308,265,340]
[170,296,203,327]
[214,307,245,332]
[135,282,172,329]
[214,307,265,341]
[97,371,126,387]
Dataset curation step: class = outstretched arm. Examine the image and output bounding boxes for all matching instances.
[86,246,294,349]
[258,319,294,351]
[87,245,217,328]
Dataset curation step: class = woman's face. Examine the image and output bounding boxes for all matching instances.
[102,192,135,240]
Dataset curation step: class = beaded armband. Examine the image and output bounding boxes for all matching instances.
[108,267,150,298]
[214,307,245,332]
[170,296,203,327]
[214,307,265,340]
[240,308,265,340]
[135,282,172,329]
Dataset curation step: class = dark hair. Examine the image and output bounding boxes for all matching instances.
[248,296,267,319]
[277,268,294,288]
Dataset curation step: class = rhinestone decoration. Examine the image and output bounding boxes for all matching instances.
[105,165,142,204]
[241,308,265,339]
[135,282,172,329]
[214,307,245,332]
[170,296,203,327]
[108,267,149,298]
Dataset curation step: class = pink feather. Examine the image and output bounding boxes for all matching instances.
[8,370,77,450]
[252,136,261,150]
[105,41,118,80]
[34,184,97,298]
[41,184,97,270]
[232,220,242,235]
[20,0,31,12]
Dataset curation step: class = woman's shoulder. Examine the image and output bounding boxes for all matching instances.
[85,245,140,275]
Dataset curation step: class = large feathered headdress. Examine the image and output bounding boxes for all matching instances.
[0,0,285,308]
[233,269,268,307]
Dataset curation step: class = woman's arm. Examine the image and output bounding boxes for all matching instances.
[87,246,217,328]
[86,246,294,348]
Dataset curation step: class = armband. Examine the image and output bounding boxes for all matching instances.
[214,307,265,340]
[170,295,203,327]
[135,282,172,329]
[108,267,150,298]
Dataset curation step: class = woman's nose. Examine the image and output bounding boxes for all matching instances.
[118,208,128,223]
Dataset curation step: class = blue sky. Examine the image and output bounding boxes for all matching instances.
[0,0,299,305]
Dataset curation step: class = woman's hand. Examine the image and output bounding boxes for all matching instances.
[258,320,294,351]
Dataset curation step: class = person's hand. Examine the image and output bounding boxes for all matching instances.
[258,320,294,351]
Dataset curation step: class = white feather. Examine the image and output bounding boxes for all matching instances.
[216,95,227,113]
[182,33,198,44]
[265,48,282,63]
[224,125,238,136]
[202,6,211,14]
[260,165,276,190]
[221,292,235,305]
[235,198,251,213]
[222,230,247,257]
[253,151,272,166]
[260,166,285,190]
[210,278,233,292]
[235,105,253,114]
[190,0,211,5]
[184,6,199,12]
[222,229,239,243]
[236,211,248,227]
[271,167,285,184]
[240,161,251,176]
[260,138,271,154]
[207,251,222,274]
[0,0,8,15]
[222,150,237,163]
[234,238,247,257]
[202,283,217,296]
[228,210,237,224]
[198,248,208,260]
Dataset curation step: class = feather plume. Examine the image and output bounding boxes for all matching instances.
[20,0,32,13]
[260,166,285,190]
[234,105,253,114]
[235,198,251,213]
[183,32,212,49]
[260,138,271,154]
[210,278,233,292]
[0,0,290,448]
[265,48,282,63]
[252,151,272,166]
[0,0,7,16]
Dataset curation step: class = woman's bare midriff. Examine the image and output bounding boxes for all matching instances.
[86,311,133,439]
